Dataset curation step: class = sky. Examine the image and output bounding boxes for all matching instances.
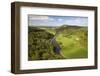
[28,15,88,27]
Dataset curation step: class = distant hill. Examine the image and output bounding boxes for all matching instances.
[29,24,87,28]
[55,24,87,35]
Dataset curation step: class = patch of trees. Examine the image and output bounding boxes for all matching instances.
[28,26,57,60]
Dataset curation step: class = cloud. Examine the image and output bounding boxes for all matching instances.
[64,17,88,26]
[29,15,49,20]
[58,18,63,22]
[28,15,88,27]
[49,18,55,21]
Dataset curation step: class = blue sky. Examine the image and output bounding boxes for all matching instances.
[28,15,88,27]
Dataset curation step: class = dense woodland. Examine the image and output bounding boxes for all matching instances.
[28,27,55,60]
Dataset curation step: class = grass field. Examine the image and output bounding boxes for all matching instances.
[45,26,88,59]
[28,25,88,60]
[56,33,88,59]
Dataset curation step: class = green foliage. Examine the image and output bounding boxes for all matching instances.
[28,25,88,60]
[28,26,58,60]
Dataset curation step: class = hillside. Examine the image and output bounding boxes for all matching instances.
[28,25,88,60]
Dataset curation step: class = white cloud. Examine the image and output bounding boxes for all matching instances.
[29,15,49,20]
[64,18,88,26]
[28,15,88,27]
[49,18,54,21]
[58,18,63,22]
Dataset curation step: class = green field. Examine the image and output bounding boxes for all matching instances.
[28,25,88,60]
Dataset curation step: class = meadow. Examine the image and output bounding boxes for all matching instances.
[28,25,88,60]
